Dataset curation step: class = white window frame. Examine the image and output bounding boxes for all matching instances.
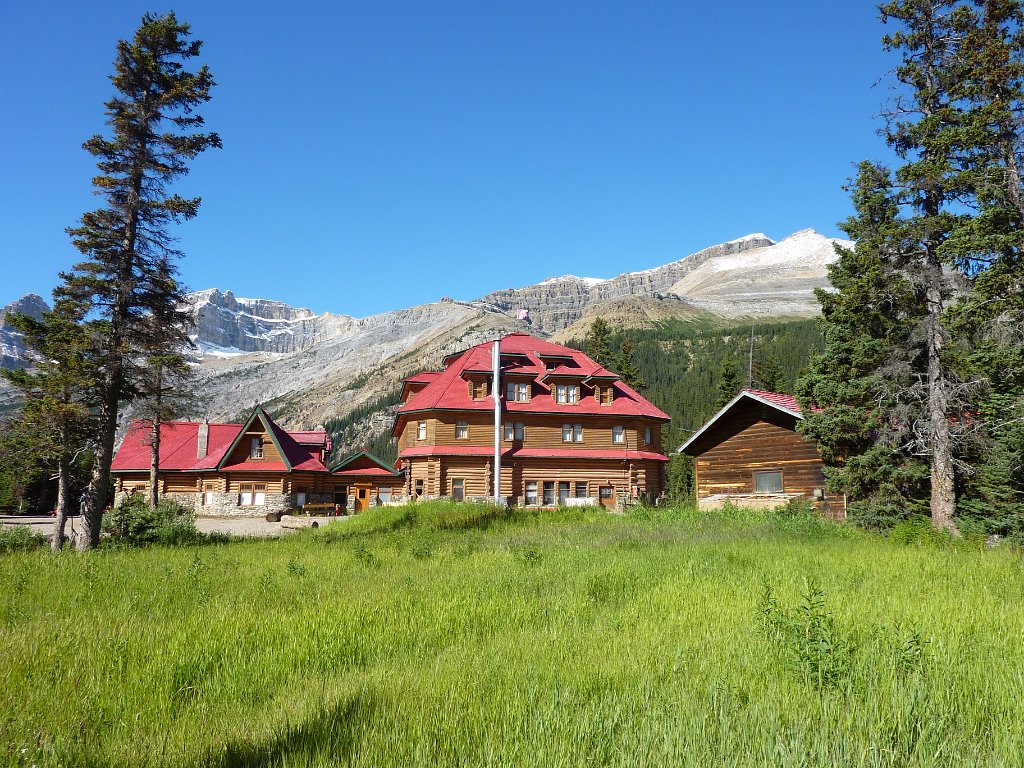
[455,420,469,439]
[516,382,529,402]
[562,424,573,443]
[504,422,514,441]
[250,437,264,459]
[525,481,538,505]
[612,426,625,444]
[417,421,427,440]
[573,424,583,443]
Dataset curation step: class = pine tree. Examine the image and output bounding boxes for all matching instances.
[714,358,741,410]
[753,347,784,392]
[58,13,219,548]
[615,338,646,391]
[586,318,612,367]
[2,299,99,549]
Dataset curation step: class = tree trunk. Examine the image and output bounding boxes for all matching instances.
[52,451,70,551]
[149,364,162,508]
[926,261,959,534]
[78,163,143,550]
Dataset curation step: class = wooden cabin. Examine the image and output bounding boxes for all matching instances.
[678,388,846,519]
[393,333,670,509]
[111,406,404,516]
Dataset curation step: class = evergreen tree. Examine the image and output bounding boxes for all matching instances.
[615,338,646,390]
[586,318,612,367]
[2,299,99,548]
[753,348,784,392]
[714,358,741,410]
[58,13,219,548]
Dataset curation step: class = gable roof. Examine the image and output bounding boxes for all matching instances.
[329,450,402,477]
[677,388,805,455]
[395,333,670,431]
[111,408,329,474]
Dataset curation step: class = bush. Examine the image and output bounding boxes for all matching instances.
[0,525,46,554]
[102,497,205,546]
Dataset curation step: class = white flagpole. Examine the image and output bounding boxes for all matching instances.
[492,338,502,505]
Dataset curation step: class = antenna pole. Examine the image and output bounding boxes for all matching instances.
[748,324,755,387]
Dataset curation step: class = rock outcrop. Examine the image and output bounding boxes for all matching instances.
[0,294,49,370]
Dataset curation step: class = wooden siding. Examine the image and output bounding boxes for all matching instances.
[691,400,845,520]
[399,414,661,453]
[224,428,281,466]
[401,456,665,500]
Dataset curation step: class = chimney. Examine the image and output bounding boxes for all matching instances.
[197,421,209,459]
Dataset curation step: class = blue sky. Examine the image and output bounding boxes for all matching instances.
[0,1,896,317]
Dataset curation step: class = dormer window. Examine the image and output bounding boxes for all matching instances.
[250,437,264,459]
[555,384,578,404]
[595,385,614,405]
[506,382,530,402]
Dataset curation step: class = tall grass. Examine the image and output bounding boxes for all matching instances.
[1,502,1022,766]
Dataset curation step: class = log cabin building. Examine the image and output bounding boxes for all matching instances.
[110,406,404,515]
[394,333,670,509]
[678,388,846,519]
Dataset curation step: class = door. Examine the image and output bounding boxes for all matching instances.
[354,485,371,512]
[599,485,615,510]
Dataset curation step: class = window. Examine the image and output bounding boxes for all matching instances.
[754,471,784,493]
[645,426,653,445]
[417,421,427,440]
[514,422,524,441]
[203,491,215,506]
[575,482,588,498]
[378,487,391,503]
[456,420,469,439]
[414,479,424,497]
[573,424,583,443]
[451,479,464,502]
[525,481,538,505]
[562,424,573,443]
[612,426,625,444]
[542,481,555,506]
[505,422,525,441]
[506,382,529,401]
[555,384,578,404]
[558,482,571,504]
[239,483,266,506]
[296,486,308,508]
[506,382,516,401]
[250,437,263,459]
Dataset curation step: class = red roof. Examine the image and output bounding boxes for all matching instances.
[742,388,805,415]
[396,333,670,429]
[112,412,329,474]
[403,371,443,383]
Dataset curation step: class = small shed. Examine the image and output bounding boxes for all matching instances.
[678,389,846,519]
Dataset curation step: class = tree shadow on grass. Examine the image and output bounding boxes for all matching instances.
[212,691,377,768]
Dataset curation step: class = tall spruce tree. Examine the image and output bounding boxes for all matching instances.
[58,13,219,549]
[2,299,100,549]
[615,338,646,391]
[714,358,741,410]
[800,1,993,533]
[586,318,612,367]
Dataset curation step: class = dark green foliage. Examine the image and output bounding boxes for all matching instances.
[614,338,645,391]
[0,526,47,554]
[102,496,209,546]
[324,388,402,466]
[753,347,784,393]
[714,358,741,410]
[586,318,612,367]
[57,12,219,548]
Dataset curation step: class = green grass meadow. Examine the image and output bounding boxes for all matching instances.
[2,503,1024,766]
